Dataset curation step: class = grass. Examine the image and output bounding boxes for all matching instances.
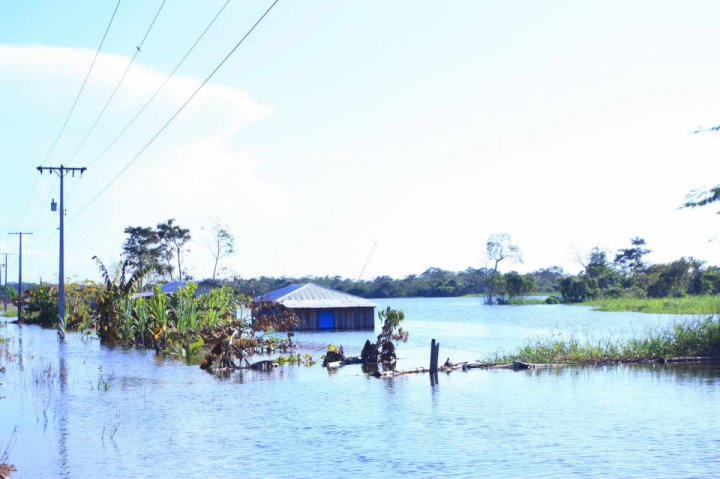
[0,305,17,318]
[581,295,720,315]
[501,297,547,305]
[492,316,720,365]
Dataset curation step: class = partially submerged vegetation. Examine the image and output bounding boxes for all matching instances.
[580,295,720,315]
[492,316,720,365]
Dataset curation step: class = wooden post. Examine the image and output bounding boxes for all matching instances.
[430,339,440,373]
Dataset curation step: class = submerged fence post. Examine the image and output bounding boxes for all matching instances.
[430,339,439,373]
[430,339,440,386]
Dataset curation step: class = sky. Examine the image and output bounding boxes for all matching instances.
[1,0,719,285]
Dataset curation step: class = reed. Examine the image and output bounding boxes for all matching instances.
[493,316,720,365]
[581,295,720,315]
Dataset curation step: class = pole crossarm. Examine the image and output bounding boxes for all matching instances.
[37,165,87,177]
[36,164,87,340]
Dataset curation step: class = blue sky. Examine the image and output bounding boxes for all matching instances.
[1,0,719,284]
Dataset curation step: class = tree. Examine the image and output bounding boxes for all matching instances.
[207,223,235,281]
[646,258,694,298]
[122,226,164,287]
[485,233,522,304]
[614,237,651,276]
[157,219,191,282]
[585,247,619,291]
[503,271,537,299]
[683,185,720,214]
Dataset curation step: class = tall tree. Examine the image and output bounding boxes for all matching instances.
[157,219,191,282]
[208,223,235,281]
[122,226,164,287]
[614,237,651,276]
[485,233,522,304]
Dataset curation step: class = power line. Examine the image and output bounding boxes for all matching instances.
[16,174,39,228]
[83,0,233,171]
[65,0,167,166]
[42,0,122,165]
[28,183,57,229]
[70,0,281,221]
[17,1,120,231]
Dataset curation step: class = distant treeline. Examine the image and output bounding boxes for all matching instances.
[225,266,564,299]
[225,239,720,303]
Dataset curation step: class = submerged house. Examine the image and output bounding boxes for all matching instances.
[133,281,212,298]
[255,283,376,331]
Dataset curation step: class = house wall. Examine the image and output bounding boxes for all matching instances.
[290,307,375,331]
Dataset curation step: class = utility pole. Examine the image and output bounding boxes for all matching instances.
[9,232,32,322]
[37,165,86,339]
[1,253,9,311]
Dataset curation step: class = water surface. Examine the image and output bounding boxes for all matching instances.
[1,299,719,478]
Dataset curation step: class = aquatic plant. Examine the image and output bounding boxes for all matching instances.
[493,316,720,365]
[96,366,110,391]
[0,427,17,474]
[581,295,720,315]
[276,353,316,366]
[165,336,205,364]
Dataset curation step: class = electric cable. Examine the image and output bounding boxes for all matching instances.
[42,0,122,165]
[15,174,38,228]
[64,0,167,166]
[18,0,120,230]
[85,0,232,169]
[69,0,281,222]
[66,0,233,200]
[27,183,57,229]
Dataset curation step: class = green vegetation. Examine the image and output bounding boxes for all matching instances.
[581,295,720,314]
[493,316,720,365]
[499,296,547,306]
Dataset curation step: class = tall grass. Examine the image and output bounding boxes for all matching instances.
[581,295,720,314]
[494,316,720,365]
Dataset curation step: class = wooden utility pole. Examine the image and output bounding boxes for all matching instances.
[9,232,32,321]
[37,165,87,339]
[1,253,9,311]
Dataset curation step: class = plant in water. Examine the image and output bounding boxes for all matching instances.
[96,366,110,391]
[0,426,17,476]
[362,307,409,364]
[165,336,205,364]
[492,316,720,365]
[276,352,316,366]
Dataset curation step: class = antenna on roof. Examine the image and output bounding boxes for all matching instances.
[355,242,377,285]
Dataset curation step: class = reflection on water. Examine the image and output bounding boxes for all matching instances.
[1,300,720,478]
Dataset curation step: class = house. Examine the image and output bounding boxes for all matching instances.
[255,283,376,331]
[133,281,212,298]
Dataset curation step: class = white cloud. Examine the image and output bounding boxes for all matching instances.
[0,44,278,281]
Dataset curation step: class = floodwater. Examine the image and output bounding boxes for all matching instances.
[1,298,720,478]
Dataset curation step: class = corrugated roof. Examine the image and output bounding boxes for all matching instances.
[133,281,210,298]
[256,283,376,309]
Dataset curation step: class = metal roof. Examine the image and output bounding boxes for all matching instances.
[133,281,210,298]
[256,283,376,309]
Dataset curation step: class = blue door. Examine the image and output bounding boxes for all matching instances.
[318,310,335,330]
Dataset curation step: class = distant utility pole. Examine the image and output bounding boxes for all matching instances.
[37,165,87,339]
[9,232,32,322]
[1,253,9,311]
